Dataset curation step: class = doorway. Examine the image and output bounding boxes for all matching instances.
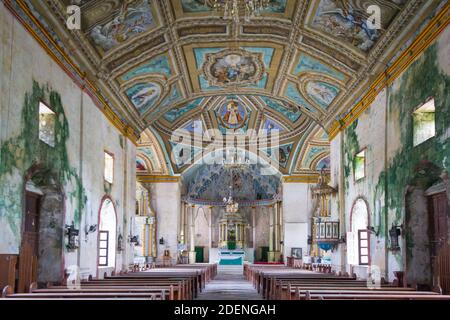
[195,246,205,263]
[98,198,117,269]
[428,190,449,293]
[17,192,41,293]
[260,246,269,262]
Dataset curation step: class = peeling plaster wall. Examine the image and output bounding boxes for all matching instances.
[0,4,136,279]
[329,135,343,271]
[331,24,450,283]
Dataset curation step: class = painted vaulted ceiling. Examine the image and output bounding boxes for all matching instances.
[10,0,442,175]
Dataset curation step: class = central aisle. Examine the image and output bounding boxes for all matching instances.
[196,265,262,300]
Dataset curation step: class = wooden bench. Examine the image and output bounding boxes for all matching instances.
[1,263,217,301]
[245,264,450,301]
[1,285,166,300]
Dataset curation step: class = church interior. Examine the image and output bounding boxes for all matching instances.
[1,0,450,302]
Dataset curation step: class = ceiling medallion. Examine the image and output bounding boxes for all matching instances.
[219,99,248,130]
[203,49,265,87]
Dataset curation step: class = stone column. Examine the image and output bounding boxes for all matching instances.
[189,205,196,263]
[252,207,256,249]
[269,205,274,261]
[180,202,185,245]
[269,203,282,262]
[208,206,213,260]
[279,201,284,258]
[274,202,279,252]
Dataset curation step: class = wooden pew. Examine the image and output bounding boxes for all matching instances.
[1,263,217,301]
[245,264,450,301]
[1,285,166,300]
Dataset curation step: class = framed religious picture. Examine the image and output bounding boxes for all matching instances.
[332,222,340,239]
[326,222,332,238]
[291,248,302,259]
[320,223,326,238]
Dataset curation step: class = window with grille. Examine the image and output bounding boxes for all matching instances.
[104,152,114,184]
[413,98,435,147]
[98,231,109,267]
[358,230,369,265]
[354,149,366,181]
[39,101,56,147]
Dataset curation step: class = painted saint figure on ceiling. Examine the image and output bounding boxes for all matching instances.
[223,101,242,126]
[90,0,155,52]
[221,100,247,129]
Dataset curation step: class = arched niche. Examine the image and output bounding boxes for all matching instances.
[98,197,117,269]
[349,198,371,268]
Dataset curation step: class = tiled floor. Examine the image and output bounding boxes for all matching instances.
[196,265,262,300]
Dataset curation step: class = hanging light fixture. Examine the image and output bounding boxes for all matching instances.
[210,0,271,22]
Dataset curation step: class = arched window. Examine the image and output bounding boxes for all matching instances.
[349,198,370,266]
[98,198,117,268]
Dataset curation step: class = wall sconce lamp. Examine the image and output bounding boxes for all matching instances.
[85,224,97,237]
[65,222,79,251]
[159,237,165,245]
[367,226,380,237]
[129,235,140,246]
[117,234,124,252]
[389,224,403,251]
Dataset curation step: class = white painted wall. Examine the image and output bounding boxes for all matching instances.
[150,182,181,263]
[282,183,314,262]
[0,4,136,279]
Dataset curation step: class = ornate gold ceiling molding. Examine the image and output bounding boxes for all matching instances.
[137,129,170,175]
[137,175,181,184]
[282,174,321,184]
[328,2,450,141]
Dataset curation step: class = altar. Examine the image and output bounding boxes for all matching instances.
[218,250,245,265]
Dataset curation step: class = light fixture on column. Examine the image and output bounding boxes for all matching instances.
[389,224,403,251]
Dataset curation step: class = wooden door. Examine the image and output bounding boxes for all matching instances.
[431,193,448,249]
[195,246,204,263]
[17,192,41,293]
[0,255,18,292]
[430,192,449,293]
[261,246,269,262]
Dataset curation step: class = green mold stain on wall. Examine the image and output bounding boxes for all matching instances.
[343,120,360,192]
[0,81,87,240]
[377,43,450,259]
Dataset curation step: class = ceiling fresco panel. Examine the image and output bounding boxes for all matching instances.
[304,80,340,110]
[292,52,347,81]
[125,82,162,114]
[16,0,440,177]
[119,53,173,83]
[308,0,406,53]
[184,42,283,94]
[258,96,301,123]
[163,98,205,123]
[284,81,320,115]
[87,0,160,54]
